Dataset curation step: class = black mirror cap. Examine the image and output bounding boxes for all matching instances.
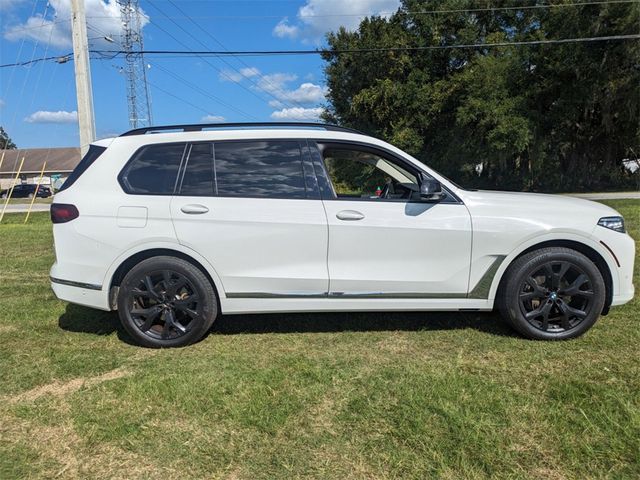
[419,175,446,202]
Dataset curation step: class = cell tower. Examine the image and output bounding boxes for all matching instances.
[118,0,152,128]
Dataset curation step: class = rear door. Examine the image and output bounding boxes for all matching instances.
[170,140,329,298]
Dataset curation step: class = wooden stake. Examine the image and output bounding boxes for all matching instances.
[0,156,25,223]
[24,161,47,224]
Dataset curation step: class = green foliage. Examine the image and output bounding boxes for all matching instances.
[0,126,17,150]
[322,0,640,192]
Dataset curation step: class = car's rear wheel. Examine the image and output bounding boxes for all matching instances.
[498,247,606,340]
[117,256,217,348]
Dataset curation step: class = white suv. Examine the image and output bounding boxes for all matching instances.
[50,123,635,347]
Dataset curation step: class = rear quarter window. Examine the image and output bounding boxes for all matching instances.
[119,143,187,195]
[58,145,106,192]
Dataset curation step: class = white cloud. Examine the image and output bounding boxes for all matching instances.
[201,115,226,123]
[256,72,297,96]
[252,72,327,104]
[239,67,260,78]
[4,0,148,49]
[217,65,328,111]
[0,99,5,108]
[273,0,400,43]
[273,18,299,39]
[271,107,324,120]
[24,110,78,124]
[285,82,328,103]
[218,66,262,83]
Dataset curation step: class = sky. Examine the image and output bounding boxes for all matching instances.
[0,0,401,148]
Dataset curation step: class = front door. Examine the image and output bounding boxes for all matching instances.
[171,140,329,298]
[312,142,472,298]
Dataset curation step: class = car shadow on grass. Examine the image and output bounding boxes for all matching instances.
[58,303,517,342]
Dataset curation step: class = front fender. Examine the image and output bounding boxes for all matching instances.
[483,231,619,305]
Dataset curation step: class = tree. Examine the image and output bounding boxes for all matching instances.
[322,0,639,192]
[0,127,16,150]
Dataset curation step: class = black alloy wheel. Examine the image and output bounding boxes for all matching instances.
[118,256,217,347]
[519,260,594,333]
[129,270,200,340]
[498,247,606,340]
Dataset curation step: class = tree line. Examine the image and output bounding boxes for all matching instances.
[321,0,639,192]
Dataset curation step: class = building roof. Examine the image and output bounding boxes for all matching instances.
[0,147,81,175]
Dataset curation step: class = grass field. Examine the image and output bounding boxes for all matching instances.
[0,201,638,479]
[2,197,53,205]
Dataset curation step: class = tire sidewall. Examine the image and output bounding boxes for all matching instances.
[117,257,217,348]
[501,249,606,340]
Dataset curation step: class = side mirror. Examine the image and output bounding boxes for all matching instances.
[419,175,446,202]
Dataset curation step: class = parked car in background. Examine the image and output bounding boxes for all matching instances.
[1,183,52,199]
[50,122,635,348]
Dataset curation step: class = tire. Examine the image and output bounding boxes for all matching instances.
[28,193,34,199]
[497,247,606,340]
[117,256,218,348]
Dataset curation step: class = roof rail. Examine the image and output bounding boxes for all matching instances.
[119,122,365,137]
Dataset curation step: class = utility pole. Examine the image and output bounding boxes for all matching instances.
[118,0,152,128]
[70,0,96,156]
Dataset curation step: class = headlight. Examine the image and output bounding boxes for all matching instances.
[598,216,625,233]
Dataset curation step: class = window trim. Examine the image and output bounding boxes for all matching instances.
[176,142,216,197]
[118,142,189,196]
[310,140,463,204]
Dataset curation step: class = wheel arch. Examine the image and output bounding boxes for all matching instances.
[491,239,614,314]
[107,246,225,310]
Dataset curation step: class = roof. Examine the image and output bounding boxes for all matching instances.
[0,147,81,175]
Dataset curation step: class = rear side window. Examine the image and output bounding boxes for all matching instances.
[58,144,106,192]
[214,141,306,198]
[180,143,215,196]
[120,143,186,195]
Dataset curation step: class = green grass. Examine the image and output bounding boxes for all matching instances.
[3,197,53,205]
[0,201,638,479]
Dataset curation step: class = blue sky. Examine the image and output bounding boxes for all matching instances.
[0,0,400,148]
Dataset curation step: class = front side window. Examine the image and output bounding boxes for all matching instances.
[321,145,419,200]
[120,143,186,195]
[214,141,306,198]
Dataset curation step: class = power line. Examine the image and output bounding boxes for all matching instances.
[163,0,307,109]
[149,62,259,120]
[87,23,258,121]
[90,34,640,58]
[144,0,300,110]
[0,54,72,68]
[84,0,639,20]
[3,33,638,68]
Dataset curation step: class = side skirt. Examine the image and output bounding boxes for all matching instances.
[220,297,494,315]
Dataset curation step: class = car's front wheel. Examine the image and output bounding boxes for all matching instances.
[117,256,218,348]
[498,247,606,340]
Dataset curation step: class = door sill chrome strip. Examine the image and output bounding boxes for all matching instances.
[226,292,329,299]
[227,292,468,299]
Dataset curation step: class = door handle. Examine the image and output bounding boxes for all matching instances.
[180,204,209,215]
[336,210,365,221]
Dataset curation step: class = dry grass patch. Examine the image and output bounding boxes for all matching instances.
[6,367,131,405]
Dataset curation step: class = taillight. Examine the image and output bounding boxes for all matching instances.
[51,203,79,224]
